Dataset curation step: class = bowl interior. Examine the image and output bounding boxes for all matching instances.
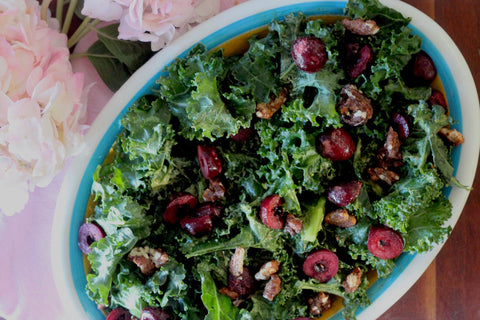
[64,1,471,319]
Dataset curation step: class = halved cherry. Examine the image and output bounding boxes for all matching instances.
[140,307,171,320]
[260,195,285,230]
[230,127,255,142]
[427,89,448,109]
[327,181,362,207]
[106,307,131,320]
[392,113,410,141]
[367,225,404,259]
[317,128,356,161]
[163,193,198,224]
[302,249,339,283]
[195,202,223,219]
[78,222,105,255]
[402,50,437,87]
[197,145,222,179]
[180,215,213,236]
[228,267,255,296]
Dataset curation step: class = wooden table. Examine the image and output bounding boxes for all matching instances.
[379,2,480,319]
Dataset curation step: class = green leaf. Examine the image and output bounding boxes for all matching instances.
[198,266,239,320]
[86,228,137,305]
[96,24,154,71]
[87,40,131,91]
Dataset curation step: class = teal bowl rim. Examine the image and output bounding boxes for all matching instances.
[65,1,465,319]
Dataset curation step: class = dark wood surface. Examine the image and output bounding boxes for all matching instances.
[379,2,480,319]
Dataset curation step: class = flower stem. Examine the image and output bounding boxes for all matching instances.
[67,19,101,49]
[61,0,78,34]
[55,0,65,26]
[40,0,53,21]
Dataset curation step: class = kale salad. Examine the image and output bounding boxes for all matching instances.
[78,0,466,319]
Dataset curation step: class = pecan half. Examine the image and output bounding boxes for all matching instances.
[128,246,169,275]
[342,267,363,293]
[308,292,332,316]
[219,286,240,300]
[263,274,282,301]
[324,208,356,228]
[439,127,464,146]
[340,18,380,36]
[284,213,303,236]
[255,260,280,281]
[368,167,400,185]
[256,88,288,119]
[229,247,245,277]
[203,177,225,202]
[338,84,373,126]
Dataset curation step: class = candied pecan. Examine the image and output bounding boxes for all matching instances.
[308,292,332,316]
[203,177,225,202]
[439,127,464,146]
[255,260,280,281]
[324,208,356,228]
[219,286,240,300]
[263,274,282,301]
[229,247,245,277]
[378,127,403,168]
[368,167,400,185]
[284,213,303,236]
[128,247,169,275]
[337,84,373,126]
[256,88,288,119]
[340,18,380,36]
[342,267,363,293]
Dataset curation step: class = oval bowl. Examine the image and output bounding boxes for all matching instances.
[51,0,480,319]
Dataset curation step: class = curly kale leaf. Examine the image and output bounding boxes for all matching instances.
[406,102,466,188]
[256,120,335,214]
[372,168,445,233]
[403,197,452,252]
[158,44,254,140]
[86,228,138,305]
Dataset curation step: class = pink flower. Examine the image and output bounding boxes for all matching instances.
[82,0,247,51]
[0,0,88,215]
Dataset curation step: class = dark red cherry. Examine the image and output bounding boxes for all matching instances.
[347,44,374,79]
[106,307,131,320]
[197,145,222,179]
[291,37,328,73]
[327,181,362,207]
[260,195,285,230]
[367,225,404,259]
[427,89,448,109]
[302,249,339,283]
[392,113,410,141]
[140,307,171,320]
[163,193,198,224]
[228,267,255,296]
[180,214,213,236]
[318,127,356,161]
[230,127,255,142]
[403,50,437,87]
[195,202,223,219]
[78,222,105,255]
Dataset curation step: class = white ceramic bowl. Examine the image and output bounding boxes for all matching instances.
[51,0,480,319]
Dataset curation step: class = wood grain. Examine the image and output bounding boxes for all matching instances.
[379,1,480,319]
